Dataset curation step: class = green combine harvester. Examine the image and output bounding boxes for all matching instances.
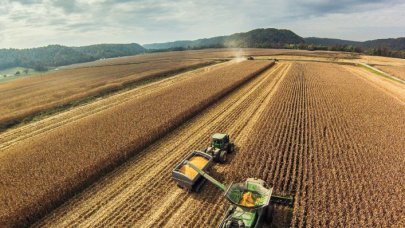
[173,155,294,227]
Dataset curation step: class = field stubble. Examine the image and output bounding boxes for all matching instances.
[3,54,403,227]
[0,60,273,227]
[0,58,216,130]
[34,62,291,227]
[0,61,232,152]
[34,61,404,227]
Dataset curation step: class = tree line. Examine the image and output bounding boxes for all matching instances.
[0,43,145,71]
[284,43,405,59]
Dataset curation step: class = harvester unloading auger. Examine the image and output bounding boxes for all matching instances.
[172,151,294,228]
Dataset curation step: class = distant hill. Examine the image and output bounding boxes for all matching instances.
[0,43,145,71]
[304,37,361,46]
[362,38,405,50]
[305,37,405,51]
[144,28,305,50]
[144,28,404,58]
[1,28,404,71]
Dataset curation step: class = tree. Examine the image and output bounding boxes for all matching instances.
[354,46,363,53]
[23,69,29,74]
[15,71,20,76]
[33,64,47,72]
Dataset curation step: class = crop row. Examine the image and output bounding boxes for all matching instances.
[228,62,404,227]
[0,60,274,227]
[32,62,288,227]
[0,59,215,130]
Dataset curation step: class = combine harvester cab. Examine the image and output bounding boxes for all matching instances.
[172,151,213,191]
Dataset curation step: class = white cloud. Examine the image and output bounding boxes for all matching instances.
[281,2,405,40]
[0,0,404,48]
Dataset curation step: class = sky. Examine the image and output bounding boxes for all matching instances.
[0,0,404,49]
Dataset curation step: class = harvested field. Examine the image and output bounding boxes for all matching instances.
[361,55,405,66]
[1,49,404,228]
[66,48,359,69]
[0,48,359,132]
[0,60,273,227]
[33,61,404,227]
[34,61,291,228]
[373,65,405,81]
[0,58,216,130]
[0,61,230,151]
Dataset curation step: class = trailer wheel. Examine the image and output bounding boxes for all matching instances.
[219,150,227,163]
[177,184,187,190]
[177,184,184,189]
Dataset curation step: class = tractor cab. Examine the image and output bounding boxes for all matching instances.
[211,133,229,150]
[204,133,235,163]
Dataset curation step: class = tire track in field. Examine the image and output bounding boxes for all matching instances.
[158,63,291,228]
[38,62,284,226]
[69,62,282,226]
[77,63,288,227]
[34,63,290,227]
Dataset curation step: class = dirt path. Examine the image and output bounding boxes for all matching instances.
[0,61,234,152]
[358,63,405,84]
[34,62,291,227]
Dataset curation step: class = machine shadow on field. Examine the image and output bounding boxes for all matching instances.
[268,205,293,228]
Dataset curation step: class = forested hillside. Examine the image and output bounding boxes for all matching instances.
[144,28,305,49]
[0,43,145,71]
[144,28,405,58]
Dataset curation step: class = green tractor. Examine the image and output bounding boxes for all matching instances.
[204,133,235,163]
[174,160,294,227]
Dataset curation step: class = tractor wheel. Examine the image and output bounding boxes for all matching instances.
[219,150,227,163]
[228,143,235,153]
[213,150,220,162]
